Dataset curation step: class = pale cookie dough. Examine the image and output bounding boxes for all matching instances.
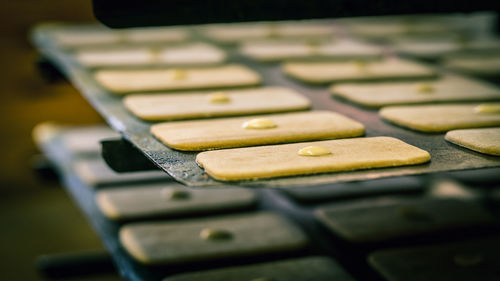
[445,128,500,156]
[380,104,500,132]
[151,111,365,151]
[196,136,430,181]
[442,52,500,76]
[96,184,256,220]
[203,22,334,43]
[119,212,308,264]
[124,87,311,121]
[240,39,382,62]
[283,58,437,84]
[332,74,500,108]
[94,64,261,94]
[75,43,226,68]
[52,25,189,48]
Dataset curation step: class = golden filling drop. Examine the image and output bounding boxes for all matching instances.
[200,228,233,240]
[298,146,332,156]
[474,104,500,114]
[160,187,190,200]
[416,83,434,94]
[242,118,277,129]
[170,69,187,80]
[208,92,231,103]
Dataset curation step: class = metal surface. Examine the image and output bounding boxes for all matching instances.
[31,23,500,187]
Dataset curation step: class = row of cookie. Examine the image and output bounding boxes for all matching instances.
[71,38,386,68]
[92,59,435,182]
[48,21,336,48]
[282,56,500,156]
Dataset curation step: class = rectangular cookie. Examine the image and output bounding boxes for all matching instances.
[445,128,500,156]
[151,111,365,151]
[442,51,500,76]
[52,25,189,48]
[331,74,500,108]
[120,212,308,264]
[379,103,500,132]
[196,136,430,181]
[96,184,256,220]
[124,87,311,121]
[369,236,500,281]
[240,39,382,62]
[94,64,261,94]
[203,22,334,43]
[283,58,437,84]
[316,198,495,243]
[73,159,171,187]
[75,43,226,68]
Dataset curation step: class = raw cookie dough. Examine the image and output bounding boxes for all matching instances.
[152,111,365,151]
[196,136,430,181]
[96,184,256,220]
[75,43,226,68]
[203,22,334,43]
[241,39,382,62]
[119,212,308,264]
[445,128,500,156]
[94,64,261,94]
[283,58,437,84]
[124,87,310,121]
[52,25,189,48]
[331,74,500,108]
[380,103,500,132]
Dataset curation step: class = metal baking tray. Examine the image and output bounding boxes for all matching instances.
[31,22,500,187]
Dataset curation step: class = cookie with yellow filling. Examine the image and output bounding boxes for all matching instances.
[283,58,437,84]
[241,39,382,62]
[445,128,500,156]
[151,111,365,151]
[380,103,500,132]
[196,136,430,181]
[331,74,500,108]
[124,87,310,121]
[94,64,261,94]
[96,183,256,220]
[75,43,226,68]
[119,212,308,264]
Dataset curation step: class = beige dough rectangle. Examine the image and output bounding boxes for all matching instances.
[196,136,430,181]
[331,74,500,108]
[445,128,500,156]
[202,22,334,43]
[94,64,261,94]
[283,58,437,84]
[240,39,382,62]
[52,26,189,48]
[96,184,256,220]
[380,103,500,132]
[151,111,365,151]
[75,43,226,68]
[443,52,500,76]
[120,212,308,264]
[124,87,311,121]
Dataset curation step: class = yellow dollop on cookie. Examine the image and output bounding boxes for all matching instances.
[298,146,332,156]
[474,104,500,114]
[208,92,231,103]
[242,118,277,129]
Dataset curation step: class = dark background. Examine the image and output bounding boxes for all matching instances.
[0,1,119,280]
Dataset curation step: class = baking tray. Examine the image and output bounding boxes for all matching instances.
[31,22,500,187]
